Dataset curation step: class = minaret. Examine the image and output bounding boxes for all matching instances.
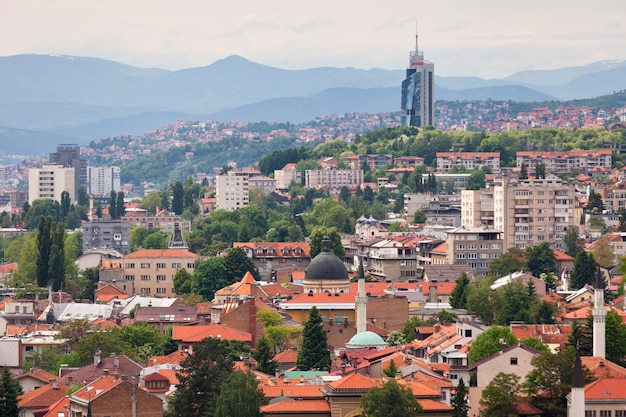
[569,347,585,417]
[355,258,368,334]
[592,266,606,358]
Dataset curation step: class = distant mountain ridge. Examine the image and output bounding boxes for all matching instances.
[0,54,625,155]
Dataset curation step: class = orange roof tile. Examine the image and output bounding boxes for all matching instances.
[42,397,70,417]
[260,400,330,413]
[585,377,626,399]
[17,368,59,384]
[262,385,325,398]
[418,398,454,411]
[172,324,252,343]
[71,375,123,402]
[19,382,69,409]
[328,373,377,390]
[274,349,298,363]
[581,357,626,379]
[147,350,188,366]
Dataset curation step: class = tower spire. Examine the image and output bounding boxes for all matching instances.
[593,265,606,358]
[415,21,419,53]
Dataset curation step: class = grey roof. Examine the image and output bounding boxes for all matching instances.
[305,247,348,282]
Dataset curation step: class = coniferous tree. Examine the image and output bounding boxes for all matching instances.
[215,370,266,417]
[296,306,331,371]
[116,191,125,218]
[108,190,117,219]
[36,216,52,287]
[519,163,528,180]
[564,226,585,258]
[451,378,469,417]
[450,272,470,309]
[253,337,278,376]
[172,181,184,215]
[570,252,597,290]
[48,222,66,292]
[0,366,23,417]
[60,191,71,220]
[77,186,89,207]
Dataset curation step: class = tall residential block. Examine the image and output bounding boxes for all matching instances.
[28,164,75,203]
[216,170,250,211]
[401,29,434,127]
[49,144,88,197]
[88,166,121,196]
[305,169,364,190]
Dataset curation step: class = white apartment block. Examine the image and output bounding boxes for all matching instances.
[516,149,612,175]
[493,177,579,250]
[248,175,276,194]
[28,164,75,203]
[305,169,364,190]
[88,166,121,196]
[215,171,250,211]
[274,163,301,190]
[445,226,503,276]
[461,189,495,228]
[436,152,501,173]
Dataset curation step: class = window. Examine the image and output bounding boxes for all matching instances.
[156,288,167,294]
[510,357,518,365]
[464,329,472,337]
[156,263,166,269]
[140,263,151,269]
[187,263,195,269]
[172,263,182,269]
[156,275,166,281]
[125,263,135,269]
[125,275,135,281]
[615,411,625,417]
[600,411,611,417]
[25,346,34,351]
[450,374,458,379]
[585,412,596,417]
[141,275,150,281]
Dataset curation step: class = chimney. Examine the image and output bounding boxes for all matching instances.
[94,351,102,368]
[103,368,109,376]
[429,285,437,303]
[49,379,58,390]
[114,356,119,372]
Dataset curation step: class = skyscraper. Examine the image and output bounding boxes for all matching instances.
[401,29,434,127]
[49,144,88,198]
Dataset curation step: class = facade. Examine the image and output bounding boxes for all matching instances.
[516,149,612,175]
[215,170,250,211]
[494,177,579,250]
[122,249,198,297]
[461,189,495,228]
[81,219,131,254]
[436,152,501,173]
[305,169,364,190]
[88,165,121,196]
[401,31,435,127]
[122,209,191,233]
[49,144,88,198]
[274,163,301,190]
[233,241,310,280]
[249,175,277,194]
[357,238,418,282]
[422,173,472,193]
[343,154,393,171]
[445,226,503,276]
[28,164,75,203]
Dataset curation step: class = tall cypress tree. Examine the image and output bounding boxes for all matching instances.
[451,377,469,417]
[108,190,117,219]
[116,191,126,218]
[297,306,331,371]
[48,222,66,292]
[0,366,23,417]
[172,181,184,215]
[253,337,278,376]
[450,272,470,309]
[36,216,52,287]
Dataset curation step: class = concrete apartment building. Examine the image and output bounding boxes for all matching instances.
[436,152,501,173]
[445,225,503,276]
[215,170,250,211]
[461,188,495,228]
[305,169,364,190]
[82,219,131,254]
[122,249,198,297]
[343,154,393,171]
[494,177,579,250]
[357,238,418,282]
[28,164,75,203]
[123,209,191,233]
[49,144,88,198]
[516,149,612,175]
[88,165,121,196]
[248,175,276,194]
[274,163,301,190]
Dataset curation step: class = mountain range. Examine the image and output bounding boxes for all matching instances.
[1,54,625,156]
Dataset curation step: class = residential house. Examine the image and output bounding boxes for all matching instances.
[233,241,310,280]
[133,305,198,334]
[18,379,68,417]
[59,352,143,385]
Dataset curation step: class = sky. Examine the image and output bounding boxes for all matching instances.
[2,0,625,79]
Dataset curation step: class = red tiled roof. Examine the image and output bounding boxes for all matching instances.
[19,382,68,409]
[260,400,330,413]
[147,350,188,366]
[585,377,626,399]
[17,368,59,384]
[274,349,298,363]
[262,385,325,398]
[581,357,626,379]
[417,398,454,411]
[42,397,70,417]
[71,375,123,402]
[328,373,377,390]
[172,323,252,343]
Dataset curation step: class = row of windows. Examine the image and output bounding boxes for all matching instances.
[125,275,173,281]
[125,262,194,269]
[139,288,174,294]
[586,411,626,417]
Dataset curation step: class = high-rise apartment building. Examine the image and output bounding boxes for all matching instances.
[28,164,75,203]
[401,30,434,127]
[215,170,250,211]
[305,169,364,190]
[445,226,503,276]
[49,144,88,197]
[88,166,121,196]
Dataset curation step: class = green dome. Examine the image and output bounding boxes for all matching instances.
[345,331,388,349]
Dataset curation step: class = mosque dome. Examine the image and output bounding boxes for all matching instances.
[305,237,348,282]
[345,331,388,349]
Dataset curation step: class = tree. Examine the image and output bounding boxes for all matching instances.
[413,210,426,224]
[173,268,194,296]
[525,242,557,277]
[587,190,605,212]
[36,216,53,287]
[360,379,422,417]
[172,181,184,215]
[75,331,131,365]
[591,236,615,267]
[466,169,486,190]
[386,331,407,347]
[309,227,345,259]
[215,370,266,417]
[224,247,261,282]
[60,190,71,220]
[570,251,597,290]
[468,326,518,364]
[165,338,235,417]
[192,257,229,301]
[449,272,470,309]
[488,247,527,276]
[383,359,398,378]
[466,277,504,326]
[567,311,626,366]
[480,372,521,417]
[108,190,117,219]
[48,222,66,292]
[116,191,126,218]
[77,186,89,207]
[296,306,331,371]
[402,316,430,341]
[0,367,22,416]
[519,163,528,180]
[451,377,469,417]
[253,337,278,376]
[535,162,546,179]
[564,226,584,258]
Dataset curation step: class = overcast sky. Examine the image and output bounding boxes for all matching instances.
[2,0,625,79]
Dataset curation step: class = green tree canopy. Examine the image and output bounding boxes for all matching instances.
[215,370,266,417]
[252,337,278,376]
[309,226,345,259]
[479,372,521,417]
[469,326,518,364]
[0,367,23,417]
[360,379,422,417]
[525,242,557,277]
[449,272,470,309]
[192,256,229,301]
[296,306,331,371]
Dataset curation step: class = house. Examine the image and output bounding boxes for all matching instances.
[133,305,198,334]
[171,323,253,352]
[58,352,143,385]
[69,374,163,417]
[18,379,68,417]
[17,368,60,393]
[233,241,311,280]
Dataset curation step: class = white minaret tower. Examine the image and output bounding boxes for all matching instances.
[568,348,585,417]
[593,267,606,358]
[355,258,368,334]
